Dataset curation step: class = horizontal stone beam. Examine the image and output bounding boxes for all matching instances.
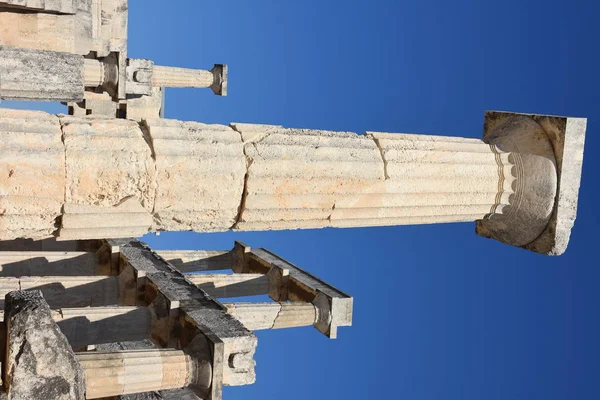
[156,250,233,272]
[223,302,318,331]
[0,306,152,349]
[0,251,99,277]
[185,273,269,298]
[0,47,84,101]
[0,276,120,309]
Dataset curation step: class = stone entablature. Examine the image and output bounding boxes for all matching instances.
[0,238,353,399]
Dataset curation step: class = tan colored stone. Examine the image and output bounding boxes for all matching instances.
[58,198,152,240]
[186,273,269,298]
[231,123,384,231]
[223,302,318,331]
[61,116,156,212]
[145,119,245,232]
[77,349,194,399]
[0,109,65,240]
[156,250,232,272]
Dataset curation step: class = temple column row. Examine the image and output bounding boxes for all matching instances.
[0,109,566,254]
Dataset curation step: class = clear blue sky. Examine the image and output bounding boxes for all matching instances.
[3,1,599,399]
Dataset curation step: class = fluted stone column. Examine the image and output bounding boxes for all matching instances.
[152,64,228,95]
[77,349,198,399]
[187,274,270,298]
[0,109,586,255]
[223,302,318,331]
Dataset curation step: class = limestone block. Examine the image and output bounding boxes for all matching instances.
[155,250,233,272]
[231,123,384,231]
[144,119,246,232]
[0,109,65,240]
[243,246,353,338]
[0,251,98,277]
[223,302,317,331]
[61,116,156,212]
[0,47,84,101]
[3,290,85,400]
[0,276,119,308]
[0,11,76,53]
[186,274,269,298]
[58,198,152,240]
[77,349,194,399]
[126,87,164,121]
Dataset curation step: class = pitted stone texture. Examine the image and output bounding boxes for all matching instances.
[0,12,77,53]
[232,123,384,231]
[4,290,85,400]
[477,111,587,255]
[0,0,76,13]
[0,109,65,240]
[58,198,152,240]
[61,116,156,212]
[144,119,245,232]
[362,132,512,228]
[0,47,84,101]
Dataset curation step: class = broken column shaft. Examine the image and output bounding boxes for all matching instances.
[77,349,197,399]
[223,302,318,331]
[0,109,586,255]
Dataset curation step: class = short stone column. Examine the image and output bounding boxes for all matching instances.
[77,349,197,399]
[223,302,318,331]
[152,64,228,95]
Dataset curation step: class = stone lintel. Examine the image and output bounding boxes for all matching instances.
[477,111,587,255]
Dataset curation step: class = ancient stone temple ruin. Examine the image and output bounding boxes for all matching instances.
[0,0,588,399]
[0,238,351,399]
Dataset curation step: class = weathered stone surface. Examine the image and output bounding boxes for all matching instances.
[145,119,245,232]
[60,116,156,212]
[0,109,65,240]
[232,123,384,231]
[126,87,164,121]
[3,290,85,400]
[58,198,152,240]
[0,251,98,277]
[223,302,317,331]
[362,131,512,228]
[187,273,269,298]
[0,0,76,14]
[156,250,233,272]
[477,111,587,255]
[0,276,119,308]
[0,47,84,101]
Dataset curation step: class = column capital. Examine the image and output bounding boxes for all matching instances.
[476,111,587,255]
